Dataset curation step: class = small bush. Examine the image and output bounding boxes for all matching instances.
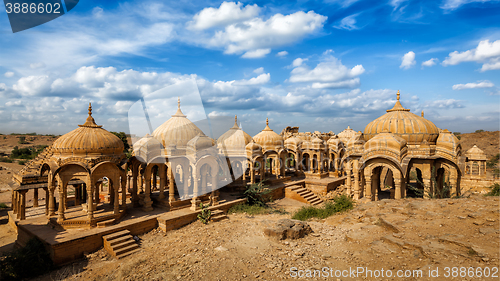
[0,157,13,163]
[0,237,53,280]
[17,136,28,144]
[197,203,211,224]
[0,203,8,208]
[485,183,500,197]
[292,195,353,221]
[475,129,484,133]
[228,203,288,216]
[17,160,26,166]
[243,181,272,207]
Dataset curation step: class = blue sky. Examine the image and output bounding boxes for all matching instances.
[0,0,499,138]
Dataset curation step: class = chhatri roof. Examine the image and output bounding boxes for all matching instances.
[217,115,252,150]
[363,91,439,145]
[253,118,284,151]
[52,103,124,156]
[152,98,205,148]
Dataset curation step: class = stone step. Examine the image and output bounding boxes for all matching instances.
[108,234,132,247]
[111,239,136,251]
[114,243,139,256]
[96,218,115,228]
[116,248,141,260]
[102,229,130,242]
[210,214,228,222]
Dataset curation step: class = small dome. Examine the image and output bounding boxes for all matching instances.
[217,116,252,150]
[52,103,124,156]
[436,129,461,156]
[312,137,324,144]
[187,134,213,151]
[364,132,407,151]
[327,136,342,150]
[246,140,263,158]
[284,136,302,150]
[363,91,439,144]
[253,118,284,151]
[465,144,486,160]
[132,134,164,162]
[338,126,357,142]
[152,98,205,148]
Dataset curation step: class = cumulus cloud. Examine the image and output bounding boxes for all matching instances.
[423,99,464,109]
[289,53,364,89]
[421,58,438,68]
[188,1,260,30]
[206,10,326,56]
[400,51,416,69]
[30,62,46,69]
[241,48,271,58]
[440,0,497,10]
[292,58,307,67]
[452,80,495,90]
[333,13,359,30]
[253,67,264,74]
[443,39,500,71]
[276,51,288,57]
[233,73,270,85]
[4,72,14,78]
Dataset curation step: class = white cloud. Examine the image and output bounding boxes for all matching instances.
[390,0,408,10]
[13,76,52,96]
[234,73,270,85]
[208,111,231,117]
[30,62,46,69]
[424,99,464,108]
[292,58,307,67]
[241,48,271,58]
[400,51,416,69]
[4,71,14,78]
[188,1,260,30]
[421,58,438,68]
[325,0,361,8]
[289,54,364,89]
[334,13,359,30]
[207,10,327,56]
[442,39,500,71]
[276,51,288,57]
[452,80,495,90]
[253,67,264,74]
[440,0,497,10]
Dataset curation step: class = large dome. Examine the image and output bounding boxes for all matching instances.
[152,98,205,148]
[363,91,439,144]
[253,118,284,151]
[52,103,124,156]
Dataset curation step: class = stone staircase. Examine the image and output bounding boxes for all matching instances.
[286,185,323,206]
[102,230,140,259]
[19,146,53,176]
[210,209,228,222]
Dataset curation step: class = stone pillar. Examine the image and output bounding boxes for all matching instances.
[114,177,120,215]
[394,177,402,199]
[87,182,94,221]
[365,173,372,201]
[48,188,56,216]
[42,188,48,215]
[450,176,459,197]
[346,165,352,195]
[12,191,17,214]
[94,182,100,204]
[183,166,189,200]
[33,188,39,207]
[132,167,139,207]
[57,182,65,222]
[250,163,255,184]
[143,173,153,211]
[210,174,219,206]
[109,181,114,206]
[121,175,127,210]
[354,171,360,200]
[201,167,208,195]
[190,174,200,211]
[20,191,27,220]
[169,167,176,203]
[159,167,166,200]
[138,173,144,193]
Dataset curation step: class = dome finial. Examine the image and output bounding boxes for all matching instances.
[79,102,101,128]
[178,97,180,109]
[235,115,238,125]
[421,110,424,117]
[172,96,186,117]
[266,118,269,126]
[397,90,400,101]
[88,102,92,116]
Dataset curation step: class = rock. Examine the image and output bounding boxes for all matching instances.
[377,217,401,233]
[262,219,313,240]
[479,228,499,235]
[215,246,228,251]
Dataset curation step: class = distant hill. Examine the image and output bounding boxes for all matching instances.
[458,131,499,160]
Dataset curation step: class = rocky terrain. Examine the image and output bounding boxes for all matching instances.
[34,196,499,281]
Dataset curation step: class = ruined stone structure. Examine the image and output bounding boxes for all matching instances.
[11,91,465,223]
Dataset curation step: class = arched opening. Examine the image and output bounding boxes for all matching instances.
[407,167,424,198]
[302,153,310,171]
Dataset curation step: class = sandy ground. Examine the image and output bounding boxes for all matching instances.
[28,195,499,281]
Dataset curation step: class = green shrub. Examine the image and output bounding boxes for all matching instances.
[0,203,8,208]
[228,203,288,215]
[485,183,500,197]
[486,154,499,169]
[197,203,211,224]
[243,181,272,207]
[10,145,47,160]
[17,160,26,166]
[292,195,353,221]
[0,237,53,280]
[475,129,484,133]
[0,157,13,163]
[17,136,28,144]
